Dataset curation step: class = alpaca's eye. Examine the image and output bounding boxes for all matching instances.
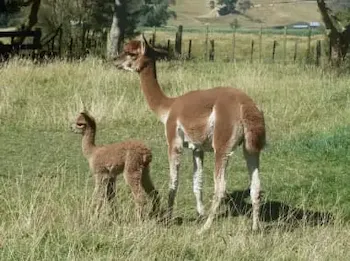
[76,123,85,127]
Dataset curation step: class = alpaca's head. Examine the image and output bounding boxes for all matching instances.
[71,111,96,135]
[114,34,168,72]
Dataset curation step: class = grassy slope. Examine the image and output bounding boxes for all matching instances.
[1,59,350,260]
[168,0,322,28]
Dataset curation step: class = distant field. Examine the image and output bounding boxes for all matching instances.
[168,0,322,28]
[1,59,350,260]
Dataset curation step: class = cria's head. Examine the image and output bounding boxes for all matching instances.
[114,34,168,72]
[71,111,96,134]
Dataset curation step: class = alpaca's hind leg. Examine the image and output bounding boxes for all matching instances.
[124,169,145,222]
[243,146,261,231]
[141,165,160,218]
[193,149,205,217]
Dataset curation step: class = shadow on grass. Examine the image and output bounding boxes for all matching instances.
[221,189,334,229]
[170,189,335,229]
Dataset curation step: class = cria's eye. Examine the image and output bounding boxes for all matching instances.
[76,123,85,127]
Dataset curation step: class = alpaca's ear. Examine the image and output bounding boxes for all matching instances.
[141,33,149,54]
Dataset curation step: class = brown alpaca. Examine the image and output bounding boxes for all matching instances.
[72,111,160,220]
[114,36,266,234]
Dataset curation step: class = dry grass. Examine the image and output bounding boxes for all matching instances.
[1,58,350,260]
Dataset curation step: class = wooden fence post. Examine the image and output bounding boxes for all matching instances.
[175,25,183,56]
[259,26,262,63]
[328,37,332,63]
[209,39,215,61]
[306,25,312,63]
[232,25,236,62]
[205,24,209,60]
[272,40,277,62]
[188,39,192,59]
[152,27,156,45]
[69,37,73,61]
[316,40,321,66]
[58,27,62,58]
[167,39,171,54]
[294,40,298,62]
[283,26,287,64]
[250,39,254,63]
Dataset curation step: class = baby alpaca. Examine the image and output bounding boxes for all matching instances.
[72,111,160,220]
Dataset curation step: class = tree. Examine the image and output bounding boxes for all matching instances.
[238,0,251,14]
[108,0,175,59]
[216,0,238,15]
[138,0,176,27]
[316,0,350,65]
[108,0,141,59]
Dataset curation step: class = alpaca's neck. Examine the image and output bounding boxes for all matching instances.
[139,61,174,122]
[82,127,96,158]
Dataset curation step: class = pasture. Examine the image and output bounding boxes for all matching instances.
[1,58,350,260]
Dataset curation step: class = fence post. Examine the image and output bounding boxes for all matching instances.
[205,24,209,60]
[316,40,321,66]
[328,37,332,63]
[232,25,236,62]
[294,40,298,62]
[58,27,62,58]
[250,39,254,63]
[259,26,262,63]
[188,39,192,59]
[209,39,215,61]
[283,26,287,64]
[152,27,156,45]
[167,39,171,54]
[306,25,312,63]
[175,25,183,56]
[69,37,73,61]
[272,40,277,62]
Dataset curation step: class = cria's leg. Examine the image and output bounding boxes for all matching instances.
[125,169,145,222]
[193,149,205,217]
[106,177,117,216]
[92,174,109,217]
[243,146,261,231]
[199,151,228,234]
[141,165,161,218]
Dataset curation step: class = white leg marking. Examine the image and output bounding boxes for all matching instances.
[244,148,261,231]
[250,168,260,231]
[198,154,228,234]
[167,138,182,220]
[193,150,205,216]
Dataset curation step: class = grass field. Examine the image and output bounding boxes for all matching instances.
[1,58,350,260]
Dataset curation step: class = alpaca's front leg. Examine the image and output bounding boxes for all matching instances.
[167,144,182,221]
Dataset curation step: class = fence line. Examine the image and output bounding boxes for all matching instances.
[1,24,330,65]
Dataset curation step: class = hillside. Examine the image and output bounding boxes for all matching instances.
[168,0,322,29]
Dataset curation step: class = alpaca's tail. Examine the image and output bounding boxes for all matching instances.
[242,105,266,154]
[141,165,161,218]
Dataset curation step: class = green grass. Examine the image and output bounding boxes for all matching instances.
[1,58,350,260]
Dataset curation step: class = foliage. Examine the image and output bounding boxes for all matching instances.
[216,0,238,15]
[335,9,350,26]
[138,0,176,27]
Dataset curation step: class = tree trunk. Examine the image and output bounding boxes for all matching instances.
[108,0,127,59]
[13,0,41,45]
[317,0,350,65]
